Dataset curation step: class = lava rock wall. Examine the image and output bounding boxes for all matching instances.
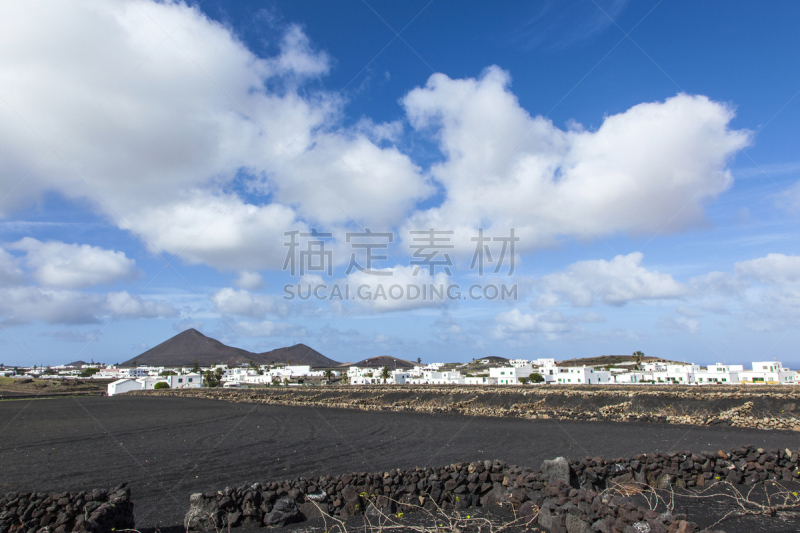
[0,484,134,533]
[185,445,799,532]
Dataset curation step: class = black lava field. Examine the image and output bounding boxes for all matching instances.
[2,396,799,530]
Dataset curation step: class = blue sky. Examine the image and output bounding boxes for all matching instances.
[1,0,800,367]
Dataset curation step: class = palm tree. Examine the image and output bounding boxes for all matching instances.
[340,374,349,385]
[323,369,333,383]
[416,357,422,365]
[632,351,645,370]
[380,366,391,384]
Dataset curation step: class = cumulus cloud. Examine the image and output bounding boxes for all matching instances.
[734,253,800,284]
[0,0,428,270]
[9,238,138,288]
[232,320,307,338]
[345,265,452,313]
[537,252,688,307]
[492,308,604,340]
[401,68,750,253]
[234,271,264,290]
[265,24,330,78]
[211,287,288,318]
[0,287,176,324]
[0,248,25,287]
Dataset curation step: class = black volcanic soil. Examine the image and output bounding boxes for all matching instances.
[2,396,800,531]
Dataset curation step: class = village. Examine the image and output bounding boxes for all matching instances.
[3,355,798,396]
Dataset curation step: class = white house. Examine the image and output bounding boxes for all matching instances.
[167,373,204,388]
[407,370,465,385]
[648,364,700,384]
[137,377,169,389]
[489,365,533,385]
[107,378,142,396]
[740,361,795,384]
[465,376,498,385]
[692,363,743,384]
[551,366,611,385]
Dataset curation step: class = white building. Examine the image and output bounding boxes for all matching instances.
[137,377,169,389]
[647,364,700,384]
[167,373,204,388]
[107,379,142,396]
[489,365,533,385]
[465,376,498,385]
[406,370,465,385]
[692,363,744,384]
[551,366,611,385]
[740,361,795,384]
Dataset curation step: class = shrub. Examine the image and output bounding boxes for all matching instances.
[529,372,545,383]
[154,381,169,390]
[79,367,100,378]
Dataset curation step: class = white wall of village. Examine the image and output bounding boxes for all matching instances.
[7,356,800,396]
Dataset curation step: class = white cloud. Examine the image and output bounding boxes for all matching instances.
[734,253,800,284]
[492,308,604,340]
[401,68,750,253]
[537,252,687,307]
[265,24,330,78]
[106,291,177,318]
[9,237,138,288]
[234,271,264,290]
[0,287,176,324]
[269,131,431,227]
[689,271,749,296]
[345,265,452,313]
[211,287,288,318]
[232,320,307,338]
[125,194,306,271]
[0,248,25,287]
[0,0,428,270]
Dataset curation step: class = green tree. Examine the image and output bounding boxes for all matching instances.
[519,377,529,385]
[159,370,177,376]
[79,367,99,378]
[380,366,390,384]
[203,369,221,387]
[283,377,290,386]
[323,370,333,383]
[191,357,201,374]
[340,374,349,385]
[632,351,645,370]
[154,382,169,390]
[416,357,422,365]
[529,372,545,384]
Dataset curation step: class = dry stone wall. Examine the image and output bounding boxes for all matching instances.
[184,445,800,533]
[0,484,134,533]
[134,385,800,431]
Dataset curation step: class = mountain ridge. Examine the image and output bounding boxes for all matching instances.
[120,329,340,368]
